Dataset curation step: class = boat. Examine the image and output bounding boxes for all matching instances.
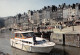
[10,31,55,53]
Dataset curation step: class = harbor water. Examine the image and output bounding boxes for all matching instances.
[0,30,80,55]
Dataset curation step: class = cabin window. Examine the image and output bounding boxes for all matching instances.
[16,33,22,38]
[42,40,46,42]
[20,34,22,38]
[22,32,36,38]
[29,42,32,44]
[22,33,29,37]
[28,32,36,37]
[22,41,32,44]
[36,40,46,44]
[16,33,19,37]
[22,41,28,43]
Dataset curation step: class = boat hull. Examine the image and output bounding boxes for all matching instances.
[30,46,53,53]
[10,39,54,53]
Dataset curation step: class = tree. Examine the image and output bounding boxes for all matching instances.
[18,13,22,28]
[48,6,50,8]
[52,5,57,12]
[68,4,71,8]
[72,4,75,9]
[24,12,25,15]
[78,4,80,10]
[0,18,5,28]
[18,13,21,20]
[44,6,47,10]
[31,11,33,15]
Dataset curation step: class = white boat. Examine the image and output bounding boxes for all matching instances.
[10,31,55,53]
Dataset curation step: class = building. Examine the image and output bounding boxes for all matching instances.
[56,7,63,22]
[63,3,80,21]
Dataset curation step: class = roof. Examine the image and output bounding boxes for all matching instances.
[15,37,44,43]
[14,31,33,33]
[23,37,44,42]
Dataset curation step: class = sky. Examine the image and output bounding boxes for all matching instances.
[0,0,80,17]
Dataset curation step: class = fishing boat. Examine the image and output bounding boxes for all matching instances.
[10,31,55,53]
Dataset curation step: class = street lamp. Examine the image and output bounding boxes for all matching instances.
[72,15,74,31]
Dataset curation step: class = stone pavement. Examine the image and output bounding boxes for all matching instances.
[53,26,80,34]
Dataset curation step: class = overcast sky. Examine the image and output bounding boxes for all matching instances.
[0,0,80,17]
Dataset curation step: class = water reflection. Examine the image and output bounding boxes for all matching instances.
[50,45,68,55]
[50,45,80,55]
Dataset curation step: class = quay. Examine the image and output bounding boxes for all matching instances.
[50,26,80,47]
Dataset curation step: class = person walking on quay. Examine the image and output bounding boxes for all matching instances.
[37,26,40,33]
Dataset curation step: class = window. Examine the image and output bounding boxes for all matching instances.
[22,41,28,43]
[22,33,30,37]
[42,40,46,42]
[16,33,19,37]
[36,40,47,44]
[20,34,22,38]
[22,41,32,44]
[15,33,22,38]
[22,32,36,38]
[29,42,32,44]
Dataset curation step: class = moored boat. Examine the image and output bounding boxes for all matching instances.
[10,31,55,53]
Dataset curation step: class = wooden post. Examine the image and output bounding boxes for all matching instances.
[63,34,65,46]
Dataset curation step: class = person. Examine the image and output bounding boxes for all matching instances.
[33,35,36,45]
[59,22,63,31]
[41,32,43,38]
[37,26,40,32]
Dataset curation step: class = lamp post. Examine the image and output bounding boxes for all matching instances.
[72,15,74,31]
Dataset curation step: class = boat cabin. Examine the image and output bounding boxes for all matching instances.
[13,31,48,45]
[14,31,36,39]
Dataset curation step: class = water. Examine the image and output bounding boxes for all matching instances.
[0,30,80,55]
